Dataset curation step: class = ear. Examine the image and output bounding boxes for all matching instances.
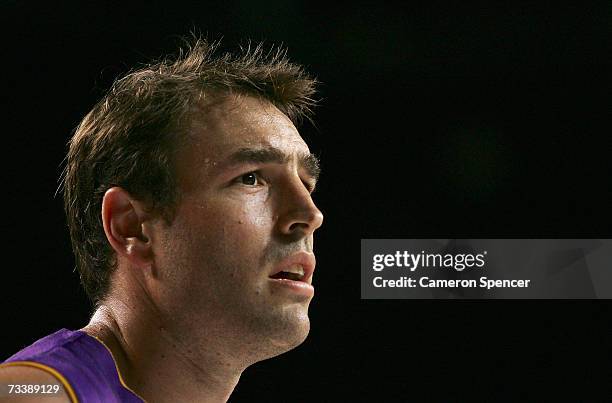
[101,187,154,270]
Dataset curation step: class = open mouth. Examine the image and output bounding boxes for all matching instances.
[269,265,305,282]
[268,252,315,289]
[268,254,315,296]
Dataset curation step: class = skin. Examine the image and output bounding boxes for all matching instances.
[0,366,69,402]
[84,94,324,402]
[0,94,322,403]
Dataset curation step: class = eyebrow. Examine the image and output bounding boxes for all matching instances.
[221,146,321,183]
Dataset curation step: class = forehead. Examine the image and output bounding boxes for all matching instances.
[187,94,308,157]
[176,95,310,188]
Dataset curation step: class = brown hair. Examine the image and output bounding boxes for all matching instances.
[61,38,318,304]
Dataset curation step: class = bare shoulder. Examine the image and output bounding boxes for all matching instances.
[0,364,73,402]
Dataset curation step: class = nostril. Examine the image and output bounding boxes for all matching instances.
[288,222,303,231]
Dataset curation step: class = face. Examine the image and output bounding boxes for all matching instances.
[149,95,323,362]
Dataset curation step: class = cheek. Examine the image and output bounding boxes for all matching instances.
[162,195,274,272]
[185,198,272,258]
[154,199,276,313]
[224,196,272,235]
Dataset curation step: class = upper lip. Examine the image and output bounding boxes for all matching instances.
[269,251,316,284]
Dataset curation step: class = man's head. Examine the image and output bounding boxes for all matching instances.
[62,39,323,359]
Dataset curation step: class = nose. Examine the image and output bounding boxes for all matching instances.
[276,177,324,238]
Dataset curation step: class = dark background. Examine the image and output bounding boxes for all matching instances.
[2,1,611,401]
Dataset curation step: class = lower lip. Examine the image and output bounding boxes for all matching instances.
[268,278,314,297]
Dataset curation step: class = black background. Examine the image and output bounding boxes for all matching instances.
[2,1,611,401]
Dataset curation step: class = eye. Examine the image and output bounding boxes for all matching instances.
[238,172,261,186]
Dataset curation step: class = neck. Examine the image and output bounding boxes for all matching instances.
[82,300,243,403]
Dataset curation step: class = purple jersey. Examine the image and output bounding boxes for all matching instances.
[2,329,144,402]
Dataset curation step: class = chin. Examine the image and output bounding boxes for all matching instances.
[263,310,311,357]
[237,297,313,361]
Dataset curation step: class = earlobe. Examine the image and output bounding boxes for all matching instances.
[102,187,154,269]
